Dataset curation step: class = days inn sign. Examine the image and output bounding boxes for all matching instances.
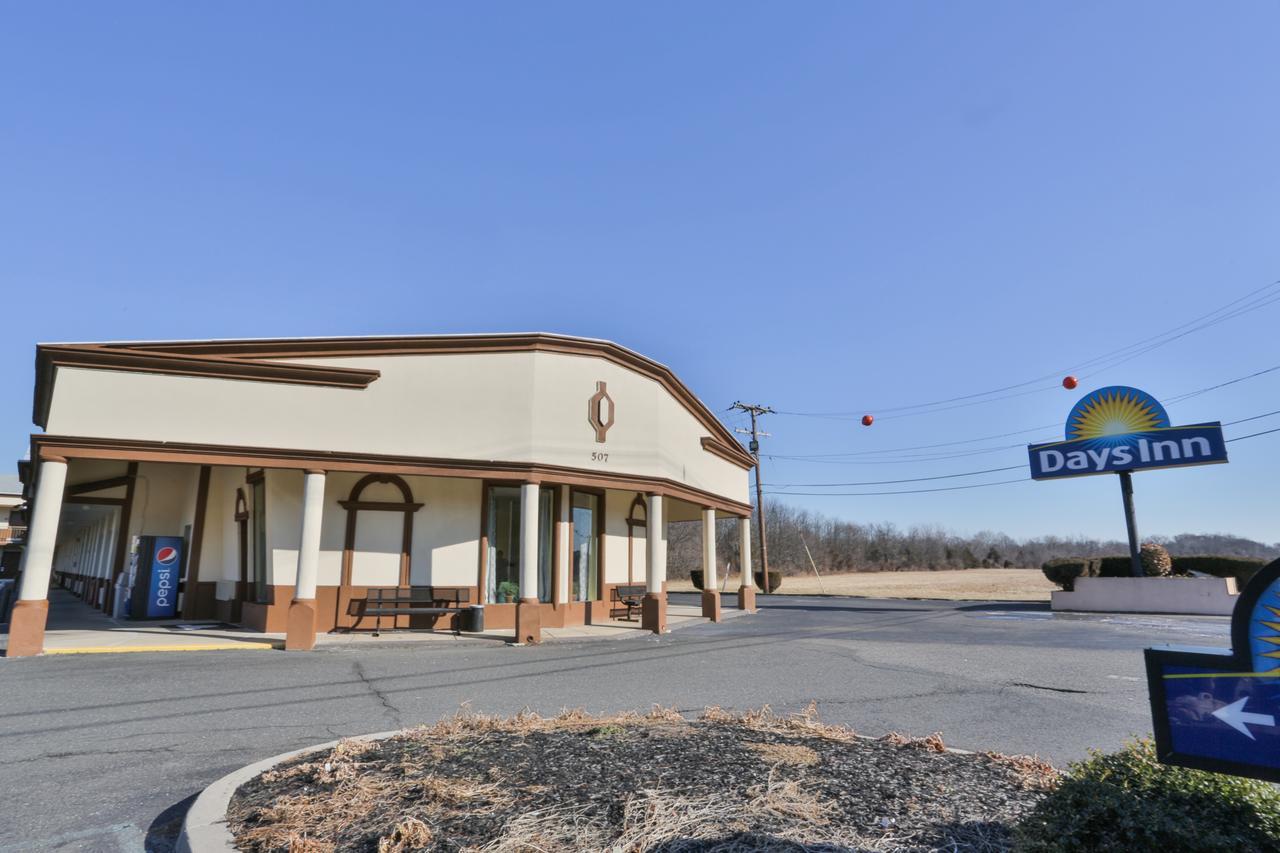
[1028,386,1228,480]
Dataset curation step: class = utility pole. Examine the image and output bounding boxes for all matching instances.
[731,401,774,593]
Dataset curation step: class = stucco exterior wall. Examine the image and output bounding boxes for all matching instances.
[42,349,749,505]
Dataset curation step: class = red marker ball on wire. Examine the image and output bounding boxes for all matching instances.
[861,414,874,426]
[1062,375,1079,390]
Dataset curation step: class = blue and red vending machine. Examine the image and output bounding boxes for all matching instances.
[128,535,184,619]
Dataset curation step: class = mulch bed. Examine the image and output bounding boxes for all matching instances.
[227,705,1057,852]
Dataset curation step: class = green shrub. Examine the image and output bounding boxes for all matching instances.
[753,571,782,592]
[1172,555,1267,588]
[1015,738,1280,852]
[1097,555,1135,577]
[689,570,705,590]
[1041,558,1097,591]
[1140,542,1173,576]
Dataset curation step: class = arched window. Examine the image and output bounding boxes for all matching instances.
[627,494,647,585]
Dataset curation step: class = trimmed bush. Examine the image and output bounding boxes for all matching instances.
[1097,555,1135,577]
[1015,738,1280,852]
[753,571,782,592]
[1172,555,1267,588]
[1041,558,1097,591]
[689,570,705,590]
[1140,542,1173,577]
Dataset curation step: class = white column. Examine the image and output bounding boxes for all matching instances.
[18,459,69,602]
[556,485,571,604]
[294,470,326,601]
[738,516,752,585]
[702,508,718,589]
[646,494,665,594]
[519,482,540,601]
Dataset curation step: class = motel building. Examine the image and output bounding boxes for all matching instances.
[6,334,758,657]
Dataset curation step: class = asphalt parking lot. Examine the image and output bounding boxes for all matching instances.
[0,592,1232,851]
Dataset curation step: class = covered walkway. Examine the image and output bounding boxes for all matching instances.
[3,587,744,656]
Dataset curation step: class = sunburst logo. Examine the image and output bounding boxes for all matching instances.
[1250,590,1280,679]
[1066,386,1170,442]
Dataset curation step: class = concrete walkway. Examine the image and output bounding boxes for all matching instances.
[1,589,745,655]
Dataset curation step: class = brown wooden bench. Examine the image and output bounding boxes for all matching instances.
[348,586,473,636]
[610,584,647,621]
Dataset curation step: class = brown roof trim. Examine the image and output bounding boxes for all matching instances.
[32,334,753,465]
[700,436,755,469]
[31,434,754,516]
[33,345,379,428]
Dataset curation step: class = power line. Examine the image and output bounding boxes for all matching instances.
[766,361,1280,464]
[764,476,1031,497]
[765,463,1025,488]
[764,415,1280,496]
[776,279,1280,421]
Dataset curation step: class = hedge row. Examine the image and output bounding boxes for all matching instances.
[1043,553,1270,590]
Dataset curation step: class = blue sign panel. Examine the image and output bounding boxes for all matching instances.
[1028,386,1227,480]
[1146,560,1280,782]
[145,536,183,619]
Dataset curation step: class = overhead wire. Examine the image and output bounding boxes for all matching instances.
[763,415,1280,497]
[763,361,1280,465]
[775,279,1280,421]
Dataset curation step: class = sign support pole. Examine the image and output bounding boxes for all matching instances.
[1118,470,1142,578]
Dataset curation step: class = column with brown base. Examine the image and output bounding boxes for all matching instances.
[642,493,667,634]
[738,516,756,612]
[8,457,69,657]
[701,507,721,622]
[515,482,542,645]
[286,470,325,651]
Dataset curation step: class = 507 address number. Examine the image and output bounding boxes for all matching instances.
[591,452,609,463]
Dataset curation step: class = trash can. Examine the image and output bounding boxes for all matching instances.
[463,604,484,633]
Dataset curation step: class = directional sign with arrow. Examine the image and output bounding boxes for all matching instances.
[1146,558,1280,781]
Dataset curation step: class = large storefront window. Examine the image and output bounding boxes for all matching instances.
[572,492,600,601]
[486,486,552,603]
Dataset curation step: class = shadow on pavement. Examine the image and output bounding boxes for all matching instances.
[954,602,1050,613]
[144,792,197,852]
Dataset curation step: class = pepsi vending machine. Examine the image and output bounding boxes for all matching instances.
[128,536,184,619]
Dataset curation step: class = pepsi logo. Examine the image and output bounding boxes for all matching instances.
[156,546,179,565]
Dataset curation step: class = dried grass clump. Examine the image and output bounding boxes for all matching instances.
[882,731,947,752]
[748,742,821,767]
[377,817,433,853]
[984,751,1060,791]
[700,701,859,743]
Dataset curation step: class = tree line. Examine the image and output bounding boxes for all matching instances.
[665,501,1279,577]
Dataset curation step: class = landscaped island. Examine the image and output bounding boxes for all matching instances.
[227,707,1056,852]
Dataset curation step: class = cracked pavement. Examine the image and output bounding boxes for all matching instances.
[0,592,1231,851]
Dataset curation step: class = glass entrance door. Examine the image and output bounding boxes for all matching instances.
[486,486,552,603]
[571,492,600,601]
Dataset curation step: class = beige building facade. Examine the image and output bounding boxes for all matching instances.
[9,334,758,656]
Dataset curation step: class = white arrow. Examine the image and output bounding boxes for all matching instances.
[1212,697,1276,740]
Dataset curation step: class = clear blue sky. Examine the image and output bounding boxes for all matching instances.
[3,3,1278,542]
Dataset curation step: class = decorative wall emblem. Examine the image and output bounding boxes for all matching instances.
[588,381,615,443]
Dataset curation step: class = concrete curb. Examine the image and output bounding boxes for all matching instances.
[46,642,278,655]
[177,730,401,853]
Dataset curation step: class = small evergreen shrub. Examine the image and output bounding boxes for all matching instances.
[753,571,782,592]
[1041,558,1096,591]
[1140,542,1173,576]
[1097,555,1136,577]
[1172,555,1268,588]
[1015,738,1280,852]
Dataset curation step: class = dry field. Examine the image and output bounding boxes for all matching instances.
[669,568,1055,602]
